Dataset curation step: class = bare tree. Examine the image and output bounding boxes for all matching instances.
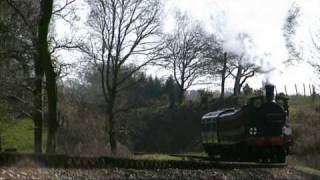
[80,0,160,154]
[223,33,262,96]
[4,0,75,153]
[310,30,320,80]
[159,14,207,104]
[37,0,60,153]
[2,0,44,153]
[6,0,58,153]
[283,4,302,62]
[220,52,229,100]
[284,3,320,83]
[229,54,260,96]
[201,35,235,101]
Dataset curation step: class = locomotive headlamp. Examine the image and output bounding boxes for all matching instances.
[249,127,257,135]
[282,126,292,136]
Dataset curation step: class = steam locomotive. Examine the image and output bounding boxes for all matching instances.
[201,85,293,163]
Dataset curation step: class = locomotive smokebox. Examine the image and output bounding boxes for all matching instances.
[265,84,275,102]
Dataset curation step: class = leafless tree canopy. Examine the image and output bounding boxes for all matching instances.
[310,25,320,79]
[284,3,320,81]
[228,54,261,96]
[80,0,161,154]
[83,0,160,98]
[283,4,302,63]
[159,14,207,104]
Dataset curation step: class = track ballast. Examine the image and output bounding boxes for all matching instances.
[0,153,287,169]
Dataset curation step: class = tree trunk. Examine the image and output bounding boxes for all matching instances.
[309,84,312,96]
[37,0,58,153]
[108,116,117,155]
[168,90,175,108]
[44,70,58,153]
[178,86,185,105]
[295,84,298,96]
[233,66,242,96]
[107,96,117,155]
[220,52,227,101]
[33,55,44,153]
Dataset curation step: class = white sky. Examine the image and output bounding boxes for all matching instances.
[55,0,320,94]
[163,0,320,94]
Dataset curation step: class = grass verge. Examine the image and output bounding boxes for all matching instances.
[1,118,46,152]
[289,96,320,170]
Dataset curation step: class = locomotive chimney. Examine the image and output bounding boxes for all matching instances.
[265,84,275,102]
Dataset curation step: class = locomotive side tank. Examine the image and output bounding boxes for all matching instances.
[201,85,292,163]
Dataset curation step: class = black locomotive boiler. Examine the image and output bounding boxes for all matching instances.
[201,85,293,163]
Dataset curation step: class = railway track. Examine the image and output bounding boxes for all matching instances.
[170,154,287,168]
[0,152,287,169]
[134,153,287,169]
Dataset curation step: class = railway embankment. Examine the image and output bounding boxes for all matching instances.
[289,96,320,170]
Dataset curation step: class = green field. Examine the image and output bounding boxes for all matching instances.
[1,118,46,152]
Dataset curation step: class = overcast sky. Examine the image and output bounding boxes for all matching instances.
[56,0,320,94]
[164,0,320,94]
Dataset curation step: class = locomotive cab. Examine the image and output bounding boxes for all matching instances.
[201,108,245,159]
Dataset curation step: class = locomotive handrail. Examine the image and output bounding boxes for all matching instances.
[218,108,236,116]
[222,108,235,112]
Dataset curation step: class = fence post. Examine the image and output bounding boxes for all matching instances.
[312,85,316,102]
[303,84,306,96]
[284,85,288,96]
[309,84,312,96]
[295,84,298,96]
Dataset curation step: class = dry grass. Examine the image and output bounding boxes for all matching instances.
[289,96,320,169]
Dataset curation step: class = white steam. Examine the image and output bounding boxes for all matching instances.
[164,0,302,89]
[215,0,292,75]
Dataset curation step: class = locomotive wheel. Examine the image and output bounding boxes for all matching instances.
[269,148,286,163]
[276,149,286,163]
[271,147,286,163]
[277,154,286,163]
